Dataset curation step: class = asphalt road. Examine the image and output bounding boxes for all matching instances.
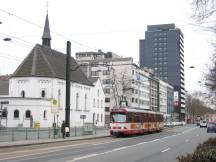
[0,125,215,162]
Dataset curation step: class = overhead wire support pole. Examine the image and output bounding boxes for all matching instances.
[65,41,71,137]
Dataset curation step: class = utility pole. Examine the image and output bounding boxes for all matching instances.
[65,41,71,137]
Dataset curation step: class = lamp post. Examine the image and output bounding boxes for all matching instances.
[65,41,71,137]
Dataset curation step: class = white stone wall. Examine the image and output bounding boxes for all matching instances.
[0,98,52,127]
[1,77,105,128]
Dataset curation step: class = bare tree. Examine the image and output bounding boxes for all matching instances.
[191,0,216,96]
[192,0,216,22]
[186,93,214,123]
[110,68,133,106]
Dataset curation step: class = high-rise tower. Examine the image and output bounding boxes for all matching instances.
[139,24,185,121]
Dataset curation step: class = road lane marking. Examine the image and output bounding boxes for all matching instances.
[0,142,95,156]
[70,154,98,161]
[196,134,199,137]
[185,139,190,142]
[92,139,124,146]
[0,148,65,162]
[161,147,171,153]
[66,138,162,162]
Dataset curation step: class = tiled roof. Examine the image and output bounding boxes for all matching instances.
[0,80,9,95]
[12,44,93,86]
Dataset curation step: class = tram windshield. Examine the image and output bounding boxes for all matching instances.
[111,112,126,123]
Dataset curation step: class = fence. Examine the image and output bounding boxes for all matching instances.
[0,126,99,142]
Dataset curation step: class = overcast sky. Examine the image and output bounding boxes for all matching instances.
[0,0,213,93]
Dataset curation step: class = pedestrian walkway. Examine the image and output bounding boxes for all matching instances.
[0,128,110,148]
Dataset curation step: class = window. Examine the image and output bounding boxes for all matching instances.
[76,93,79,110]
[103,79,112,84]
[132,98,134,103]
[21,90,25,98]
[44,110,47,119]
[103,70,110,75]
[25,110,31,118]
[84,94,87,110]
[101,114,103,122]
[91,71,99,76]
[14,109,19,118]
[2,109,7,118]
[41,90,46,98]
[105,107,110,112]
[105,98,110,103]
[104,88,110,94]
[134,113,140,123]
[111,112,126,123]
[97,89,99,96]
[93,98,95,108]
[101,100,103,108]
[97,114,99,122]
[97,99,99,108]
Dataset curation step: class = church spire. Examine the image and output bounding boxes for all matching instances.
[42,14,51,47]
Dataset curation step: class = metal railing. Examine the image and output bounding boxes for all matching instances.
[0,126,104,142]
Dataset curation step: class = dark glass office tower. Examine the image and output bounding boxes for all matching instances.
[139,24,185,121]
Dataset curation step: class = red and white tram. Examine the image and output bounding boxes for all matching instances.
[110,106,164,136]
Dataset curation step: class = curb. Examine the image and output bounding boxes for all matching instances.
[0,134,110,149]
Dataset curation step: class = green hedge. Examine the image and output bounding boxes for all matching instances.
[177,137,216,162]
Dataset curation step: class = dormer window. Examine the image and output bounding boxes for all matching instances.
[21,90,25,98]
[41,90,46,98]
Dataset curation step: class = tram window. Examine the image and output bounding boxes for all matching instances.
[143,113,148,122]
[127,113,132,123]
[111,112,126,123]
[140,113,144,123]
[134,113,140,123]
[149,114,153,122]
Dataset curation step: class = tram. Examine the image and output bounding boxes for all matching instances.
[110,106,164,136]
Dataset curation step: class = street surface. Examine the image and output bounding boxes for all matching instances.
[0,125,215,162]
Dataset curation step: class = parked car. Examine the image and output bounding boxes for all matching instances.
[207,122,216,133]
[200,120,207,128]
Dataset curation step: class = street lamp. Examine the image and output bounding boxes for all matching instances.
[3,38,11,41]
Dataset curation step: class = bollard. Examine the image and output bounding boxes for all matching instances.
[11,128,14,141]
[48,127,51,139]
[75,126,77,136]
[37,128,40,140]
[25,128,28,140]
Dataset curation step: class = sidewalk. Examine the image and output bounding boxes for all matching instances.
[0,129,110,148]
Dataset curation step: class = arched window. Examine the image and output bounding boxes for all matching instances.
[43,110,47,119]
[41,90,46,98]
[2,109,7,118]
[14,109,19,118]
[84,94,87,110]
[97,89,99,96]
[25,110,31,118]
[97,99,99,108]
[21,90,25,98]
[101,100,103,108]
[76,93,79,110]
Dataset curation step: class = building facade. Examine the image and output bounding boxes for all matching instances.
[76,51,174,123]
[139,24,185,121]
[0,15,105,128]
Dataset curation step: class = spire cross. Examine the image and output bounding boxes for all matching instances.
[46,1,49,14]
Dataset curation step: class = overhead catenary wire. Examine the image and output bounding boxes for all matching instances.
[0,8,98,51]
